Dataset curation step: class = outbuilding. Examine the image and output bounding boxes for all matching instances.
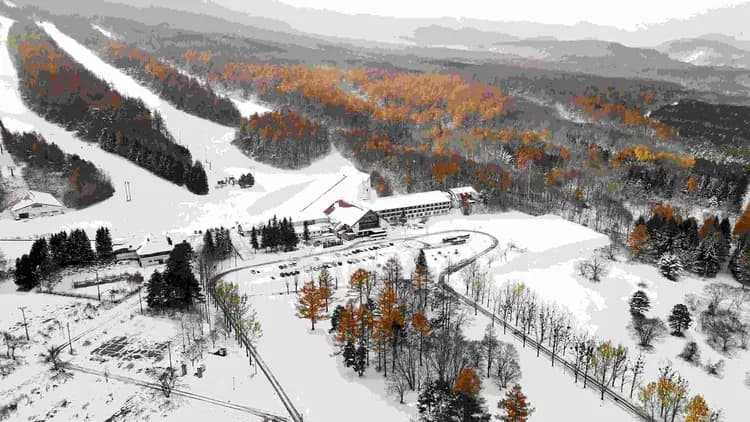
[11,190,64,220]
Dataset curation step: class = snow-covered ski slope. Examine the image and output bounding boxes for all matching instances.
[0,16,367,248]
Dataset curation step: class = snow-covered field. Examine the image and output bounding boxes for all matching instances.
[428,212,747,422]
[0,281,285,421]
[0,16,368,256]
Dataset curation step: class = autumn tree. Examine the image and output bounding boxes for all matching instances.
[497,384,534,422]
[453,367,482,397]
[297,281,327,330]
[629,223,651,256]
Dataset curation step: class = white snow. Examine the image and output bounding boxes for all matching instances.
[2,0,16,8]
[91,24,115,40]
[0,16,368,257]
[231,97,272,117]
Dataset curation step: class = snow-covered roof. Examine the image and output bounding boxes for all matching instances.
[136,233,174,257]
[324,200,372,230]
[11,190,63,212]
[365,191,451,212]
[448,186,478,197]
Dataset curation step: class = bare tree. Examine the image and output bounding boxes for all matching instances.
[386,372,410,404]
[578,255,609,282]
[156,368,177,398]
[632,316,667,349]
[2,332,23,360]
[534,306,550,357]
[494,342,521,389]
[628,353,645,399]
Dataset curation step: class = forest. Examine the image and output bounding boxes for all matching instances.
[0,121,114,208]
[235,110,330,168]
[8,23,208,195]
[103,41,241,127]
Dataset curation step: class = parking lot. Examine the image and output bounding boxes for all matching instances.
[219,230,495,297]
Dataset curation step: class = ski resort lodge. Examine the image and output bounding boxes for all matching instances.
[11,190,64,220]
[365,190,452,223]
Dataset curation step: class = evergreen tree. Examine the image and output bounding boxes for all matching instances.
[729,235,750,286]
[342,340,356,367]
[330,304,344,333]
[629,290,651,316]
[95,227,113,262]
[202,230,216,260]
[14,254,36,290]
[354,342,367,376]
[186,161,209,195]
[657,253,682,281]
[250,226,259,250]
[163,242,203,308]
[238,172,255,188]
[416,249,428,275]
[303,221,310,242]
[667,304,692,335]
[146,270,168,308]
[497,384,534,422]
[67,229,94,265]
[693,237,721,278]
[48,231,69,266]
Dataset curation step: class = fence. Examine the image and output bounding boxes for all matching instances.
[437,247,653,422]
[209,283,302,422]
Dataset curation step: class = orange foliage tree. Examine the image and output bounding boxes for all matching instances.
[297,281,327,330]
[629,224,651,254]
[733,203,750,236]
[497,384,534,422]
[453,368,482,396]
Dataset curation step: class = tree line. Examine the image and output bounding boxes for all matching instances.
[247,216,299,252]
[235,109,330,169]
[9,23,208,195]
[104,41,241,127]
[201,227,234,261]
[14,227,113,290]
[628,204,731,280]
[0,122,114,208]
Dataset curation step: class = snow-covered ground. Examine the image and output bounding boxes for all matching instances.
[0,16,368,257]
[428,212,747,422]
[91,23,116,40]
[0,279,285,421]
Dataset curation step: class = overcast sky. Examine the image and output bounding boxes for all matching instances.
[278,0,746,30]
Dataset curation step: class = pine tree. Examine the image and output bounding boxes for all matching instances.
[629,290,651,316]
[203,230,216,260]
[657,253,682,281]
[186,161,209,195]
[163,242,203,308]
[667,304,692,335]
[250,226,259,250]
[342,340,356,367]
[95,227,113,262]
[693,237,721,278]
[146,270,168,308]
[497,384,534,422]
[14,254,36,290]
[303,221,310,242]
[48,231,69,266]
[330,304,344,333]
[354,341,367,376]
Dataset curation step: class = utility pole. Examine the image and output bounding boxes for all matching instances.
[138,286,143,314]
[167,340,173,372]
[18,307,29,341]
[67,322,73,353]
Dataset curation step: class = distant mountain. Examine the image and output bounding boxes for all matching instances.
[402,25,519,49]
[698,33,750,52]
[657,38,750,69]
[14,0,750,49]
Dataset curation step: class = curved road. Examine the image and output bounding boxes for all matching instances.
[209,229,497,422]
